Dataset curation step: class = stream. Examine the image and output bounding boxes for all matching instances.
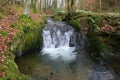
[15,18,118,80]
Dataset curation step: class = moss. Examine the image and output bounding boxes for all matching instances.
[53,12,120,75]
[0,13,4,19]
[68,19,81,32]
[54,10,67,16]
[10,23,17,29]
[11,14,45,56]
[1,30,9,37]
[0,14,46,80]
[0,52,30,80]
[52,12,67,21]
[89,37,112,58]
[19,14,31,20]
[87,16,112,61]
[53,16,63,21]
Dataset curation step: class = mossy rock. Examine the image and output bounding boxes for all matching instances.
[11,14,45,56]
[68,20,81,32]
[0,52,30,80]
[52,12,67,21]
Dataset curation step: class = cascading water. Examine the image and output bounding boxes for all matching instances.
[41,18,85,61]
[15,18,118,80]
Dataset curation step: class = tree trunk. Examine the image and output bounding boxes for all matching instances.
[39,0,42,13]
[53,0,57,9]
[60,0,64,10]
[67,0,70,12]
[99,0,102,11]
[65,0,67,11]
[71,0,76,12]
[33,0,37,12]
[24,0,31,16]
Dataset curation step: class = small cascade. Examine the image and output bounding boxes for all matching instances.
[41,18,86,61]
[15,18,119,80]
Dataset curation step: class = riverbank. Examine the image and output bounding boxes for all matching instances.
[0,8,47,79]
[53,11,120,76]
[0,14,29,79]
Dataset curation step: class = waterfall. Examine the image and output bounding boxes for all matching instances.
[41,18,85,61]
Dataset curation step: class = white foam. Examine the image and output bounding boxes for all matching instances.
[42,19,77,62]
[41,47,77,61]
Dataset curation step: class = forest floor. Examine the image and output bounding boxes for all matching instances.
[0,6,46,78]
[0,14,19,77]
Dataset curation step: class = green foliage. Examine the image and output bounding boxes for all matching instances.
[11,15,45,56]
[88,16,95,23]
[87,15,112,61]
[53,12,67,21]
[0,52,30,80]
[56,10,67,15]
[0,13,4,19]
[10,23,17,28]
[19,14,31,20]
[33,6,38,13]
[68,19,81,32]
[1,30,8,37]
[18,15,37,34]
[53,16,63,21]
[89,37,112,59]
[87,16,100,37]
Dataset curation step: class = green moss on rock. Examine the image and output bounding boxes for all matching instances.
[11,15,45,56]
[68,20,81,32]
[0,52,30,80]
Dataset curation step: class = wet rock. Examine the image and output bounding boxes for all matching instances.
[90,70,116,80]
